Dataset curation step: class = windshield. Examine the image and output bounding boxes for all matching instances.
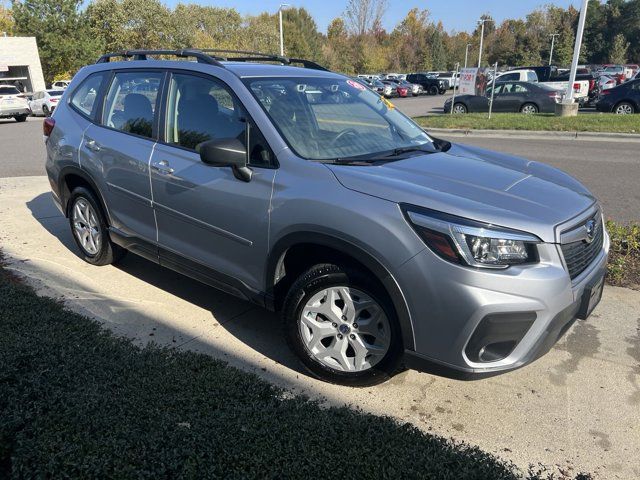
[244,76,432,161]
[48,90,64,96]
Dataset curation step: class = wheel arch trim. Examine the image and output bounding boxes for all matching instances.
[58,165,111,223]
[266,231,416,350]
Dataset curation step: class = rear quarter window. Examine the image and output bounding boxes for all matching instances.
[70,72,107,119]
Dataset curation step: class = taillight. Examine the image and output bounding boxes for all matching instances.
[50,98,59,103]
[589,79,595,91]
[573,83,580,92]
[43,117,55,137]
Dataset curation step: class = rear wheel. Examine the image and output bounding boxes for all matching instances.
[14,115,27,122]
[68,187,126,266]
[429,85,439,95]
[520,103,538,114]
[282,264,402,386]
[452,103,467,114]
[614,102,635,115]
[42,104,50,117]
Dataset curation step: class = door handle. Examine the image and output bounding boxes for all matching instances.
[85,139,101,152]
[151,160,174,176]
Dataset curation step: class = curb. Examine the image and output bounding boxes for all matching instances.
[425,127,640,142]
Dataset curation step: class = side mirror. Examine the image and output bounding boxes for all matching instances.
[197,138,252,182]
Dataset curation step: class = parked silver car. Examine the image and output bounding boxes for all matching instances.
[45,49,608,386]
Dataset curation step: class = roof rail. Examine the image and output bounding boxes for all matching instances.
[95,48,328,71]
[200,49,328,71]
[96,49,225,67]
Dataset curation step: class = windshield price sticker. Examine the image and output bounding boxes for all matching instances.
[346,79,366,91]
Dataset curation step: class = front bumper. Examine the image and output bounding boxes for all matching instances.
[400,225,609,378]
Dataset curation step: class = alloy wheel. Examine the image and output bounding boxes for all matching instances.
[615,103,634,115]
[521,104,538,114]
[72,198,102,255]
[453,104,467,114]
[299,286,391,372]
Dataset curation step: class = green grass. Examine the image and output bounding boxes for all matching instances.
[415,113,640,133]
[0,255,592,480]
[606,221,640,289]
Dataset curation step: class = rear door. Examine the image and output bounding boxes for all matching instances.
[150,71,276,292]
[494,83,525,112]
[80,69,164,250]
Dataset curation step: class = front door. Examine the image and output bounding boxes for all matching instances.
[150,72,276,293]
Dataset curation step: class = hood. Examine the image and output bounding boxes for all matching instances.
[326,142,595,243]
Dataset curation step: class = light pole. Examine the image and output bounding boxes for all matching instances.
[464,43,472,69]
[549,33,559,66]
[278,4,290,57]
[477,18,492,69]
[564,0,589,105]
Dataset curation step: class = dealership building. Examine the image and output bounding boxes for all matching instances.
[0,36,46,92]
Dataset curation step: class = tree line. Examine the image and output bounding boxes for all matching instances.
[1,0,639,83]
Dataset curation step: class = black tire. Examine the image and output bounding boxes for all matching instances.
[43,105,50,117]
[14,115,27,122]
[282,263,403,386]
[429,85,439,96]
[520,103,539,114]
[68,187,126,266]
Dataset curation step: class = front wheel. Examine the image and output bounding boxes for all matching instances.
[14,115,28,122]
[429,85,439,95]
[520,103,539,114]
[282,264,402,386]
[452,103,467,114]
[42,105,50,117]
[614,102,635,115]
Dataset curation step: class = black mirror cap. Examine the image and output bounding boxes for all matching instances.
[197,138,252,182]
[198,138,247,167]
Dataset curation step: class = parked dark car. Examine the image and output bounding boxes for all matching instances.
[406,73,446,95]
[596,79,640,114]
[444,81,561,114]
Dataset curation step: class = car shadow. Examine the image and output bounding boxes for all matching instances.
[25,192,307,379]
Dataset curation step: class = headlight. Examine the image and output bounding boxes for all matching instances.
[402,205,540,269]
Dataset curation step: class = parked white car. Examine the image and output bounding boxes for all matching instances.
[598,75,617,91]
[28,89,64,116]
[494,69,539,83]
[0,85,30,122]
[52,80,71,89]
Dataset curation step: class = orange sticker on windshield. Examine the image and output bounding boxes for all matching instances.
[382,97,395,109]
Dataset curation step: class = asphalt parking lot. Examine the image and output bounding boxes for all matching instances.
[1,114,639,479]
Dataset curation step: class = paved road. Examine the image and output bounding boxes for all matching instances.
[1,175,639,479]
[2,115,638,223]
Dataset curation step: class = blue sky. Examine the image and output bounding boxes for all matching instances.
[164,0,581,33]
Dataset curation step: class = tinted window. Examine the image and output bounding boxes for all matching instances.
[0,86,20,95]
[102,71,163,139]
[71,73,106,118]
[498,73,518,82]
[48,90,64,96]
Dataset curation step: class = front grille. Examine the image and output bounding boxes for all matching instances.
[560,215,604,280]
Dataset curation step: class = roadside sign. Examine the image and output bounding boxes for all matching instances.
[459,68,477,95]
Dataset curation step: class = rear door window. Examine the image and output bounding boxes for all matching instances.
[102,71,163,139]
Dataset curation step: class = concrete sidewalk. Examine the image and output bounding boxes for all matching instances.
[1,176,639,479]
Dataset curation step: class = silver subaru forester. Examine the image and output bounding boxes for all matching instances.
[45,49,608,385]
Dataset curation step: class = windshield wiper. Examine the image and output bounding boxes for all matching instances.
[386,145,438,157]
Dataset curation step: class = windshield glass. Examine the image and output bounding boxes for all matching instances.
[48,90,64,96]
[244,77,431,161]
